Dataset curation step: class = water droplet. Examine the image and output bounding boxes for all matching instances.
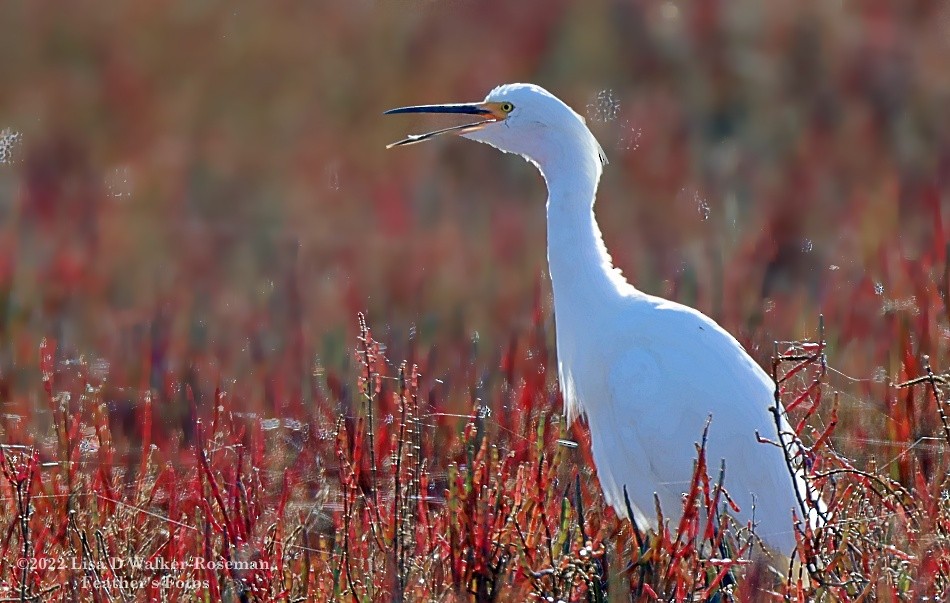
[764,299,776,313]
[695,191,710,220]
[105,165,134,198]
[801,239,813,253]
[90,358,110,381]
[261,418,280,430]
[476,405,491,419]
[0,128,22,164]
[829,265,840,271]
[871,367,888,383]
[874,282,884,295]
[616,119,641,151]
[586,90,620,123]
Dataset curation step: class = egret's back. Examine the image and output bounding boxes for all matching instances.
[557,290,808,555]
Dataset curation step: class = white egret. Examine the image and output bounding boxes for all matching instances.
[385,83,819,556]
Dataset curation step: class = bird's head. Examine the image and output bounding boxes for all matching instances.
[386,83,606,173]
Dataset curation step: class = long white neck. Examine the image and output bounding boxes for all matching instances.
[536,140,636,422]
[539,145,632,310]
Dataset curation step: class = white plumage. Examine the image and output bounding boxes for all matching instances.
[386,83,817,556]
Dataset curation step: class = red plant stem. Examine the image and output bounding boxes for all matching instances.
[195,422,236,582]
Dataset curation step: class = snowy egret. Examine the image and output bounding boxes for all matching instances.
[386,83,818,555]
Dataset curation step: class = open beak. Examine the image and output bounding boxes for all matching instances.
[384,102,506,148]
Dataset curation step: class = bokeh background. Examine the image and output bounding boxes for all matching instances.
[1,0,948,451]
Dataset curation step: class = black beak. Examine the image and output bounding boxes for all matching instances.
[384,102,502,148]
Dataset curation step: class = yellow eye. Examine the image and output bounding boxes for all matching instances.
[500,102,514,113]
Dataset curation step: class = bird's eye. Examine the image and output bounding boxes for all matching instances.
[500,102,514,113]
